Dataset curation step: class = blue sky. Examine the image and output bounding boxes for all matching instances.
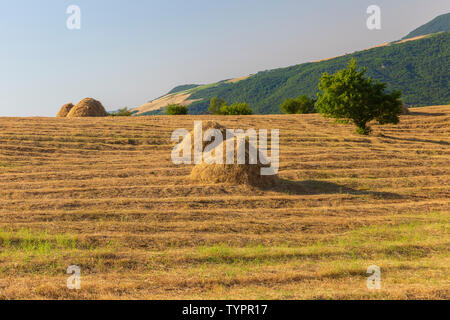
[1,0,449,116]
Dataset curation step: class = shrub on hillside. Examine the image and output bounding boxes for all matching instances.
[280,95,316,114]
[219,102,253,115]
[316,58,402,135]
[167,104,188,115]
[110,107,132,116]
[208,97,227,115]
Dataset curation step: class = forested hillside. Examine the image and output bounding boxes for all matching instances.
[403,12,450,39]
[138,31,449,115]
[183,32,449,114]
[167,84,201,95]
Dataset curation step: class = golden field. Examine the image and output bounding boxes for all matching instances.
[0,105,449,300]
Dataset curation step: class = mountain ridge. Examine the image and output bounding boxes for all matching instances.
[403,12,450,39]
[133,14,450,115]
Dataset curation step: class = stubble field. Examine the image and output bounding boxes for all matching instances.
[0,105,449,299]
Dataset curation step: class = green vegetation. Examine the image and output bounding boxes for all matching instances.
[110,107,132,116]
[402,12,450,39]
[167,84,201,95]
[208,96,227,115]
[0,228,79,255]
[316,59,402,135]
[167,104,188,115]
[280,95,316,114]
[180,31,449,114]
[208,97,253,115]
[0,162,15,168]
[219,102,253,115]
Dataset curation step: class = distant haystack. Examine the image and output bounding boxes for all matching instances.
[401,103,411,115]
[190,137,278,187]
[56,103,74,117]
[67,98,108,118]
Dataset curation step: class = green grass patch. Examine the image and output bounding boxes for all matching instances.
[0,162,15,168]
[188,212,449,266]
[0,228,79,256]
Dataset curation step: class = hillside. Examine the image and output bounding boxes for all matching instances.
[0,106,449,299]
[403,12,450,39]
[134,31,449,115]
[132,91,202,115]
[167,84,201,95]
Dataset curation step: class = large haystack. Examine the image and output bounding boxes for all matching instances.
[190,136,279,187]
[177,121,231,152]
[67,98,108,118]
[56,103,74,117]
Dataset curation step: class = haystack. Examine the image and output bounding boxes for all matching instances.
[67,98,108,118]
[401,103,411,115]
[56,103,74,117]
[177,121,231,152]
[190,136,279,187]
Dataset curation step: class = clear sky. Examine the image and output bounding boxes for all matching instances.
[1,0,449,116]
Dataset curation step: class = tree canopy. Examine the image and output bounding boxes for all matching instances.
[219,102,253,115]
[315,59,402,134]
[167,104,188,115]
[280,95,316,114]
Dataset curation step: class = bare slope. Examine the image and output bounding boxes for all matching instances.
[132,76,250,115]
[132,92,202,114]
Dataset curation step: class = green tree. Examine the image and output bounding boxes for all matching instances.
[110,107,132,116]
[280,95,316,114]
[208,97,226,115]
[316,58,402,134]
[167,104,188,115]
[219,102,253,115]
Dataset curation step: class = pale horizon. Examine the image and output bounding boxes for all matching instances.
[1,0,449,116]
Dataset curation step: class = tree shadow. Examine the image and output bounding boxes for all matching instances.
[409,111,446,116]
[269,179,404,199]
[378,133,450,146]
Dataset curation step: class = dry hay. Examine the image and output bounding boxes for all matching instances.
[56,103,74,117]
[176,121,230,152]
[67,98,108,118]
[190,133,279,188]
[226,75,250,83]
[401,103,411,115]
[397,35,428,44]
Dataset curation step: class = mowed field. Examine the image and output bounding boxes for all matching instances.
[0,106,449,300]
